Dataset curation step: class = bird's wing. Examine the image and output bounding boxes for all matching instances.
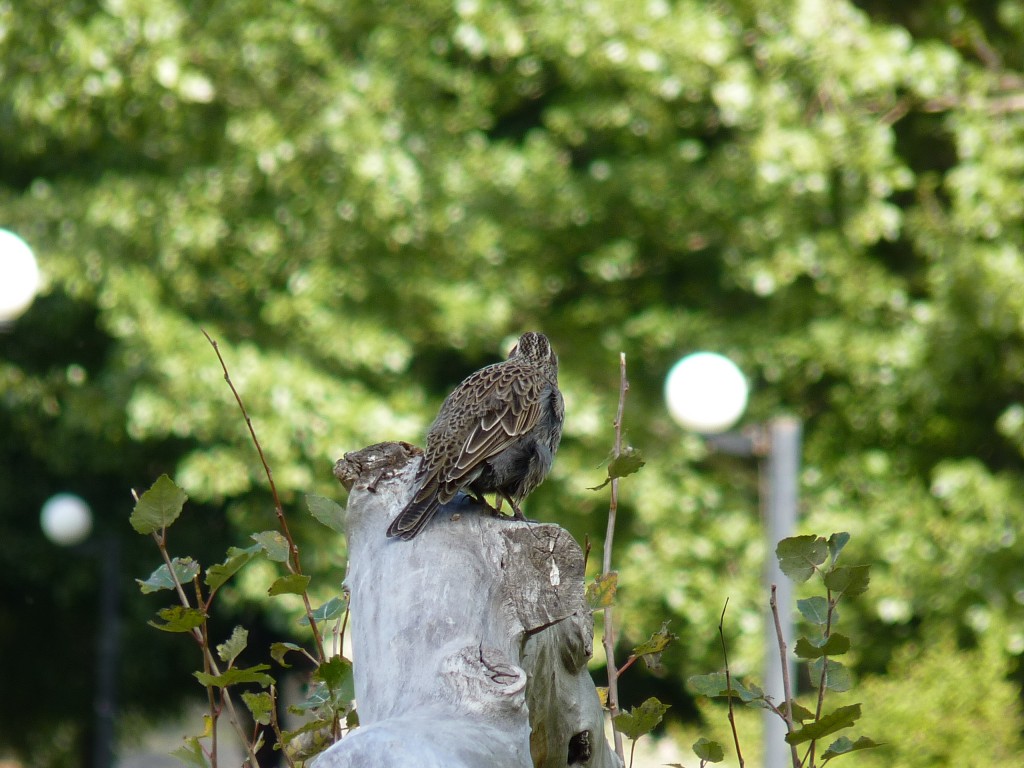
[442,362,544,485]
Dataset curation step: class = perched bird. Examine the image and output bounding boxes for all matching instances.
[386,332,564,540]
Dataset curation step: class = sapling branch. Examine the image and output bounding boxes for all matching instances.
[718,600,745,768]
[202,330,328,663]
[134,495,262,767]
[770,584,801,768]
[806,589,837,767]
[602,352,629,762]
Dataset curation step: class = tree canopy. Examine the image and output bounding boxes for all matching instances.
[3,0,1024,765]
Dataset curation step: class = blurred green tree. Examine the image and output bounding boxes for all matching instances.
[2,0,1024,764]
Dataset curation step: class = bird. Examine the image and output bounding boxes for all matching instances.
[386,331,564,540]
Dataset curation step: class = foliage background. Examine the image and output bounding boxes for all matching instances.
[3,0,1024,765]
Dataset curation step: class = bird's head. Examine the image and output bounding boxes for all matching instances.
[510,331,557,367]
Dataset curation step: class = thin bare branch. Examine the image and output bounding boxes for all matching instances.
[202,329,328,663]
[602,352,629,763]
[770,584,801,768]
[718,600,745,768]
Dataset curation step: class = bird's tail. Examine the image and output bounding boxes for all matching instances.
[386,482,443,540]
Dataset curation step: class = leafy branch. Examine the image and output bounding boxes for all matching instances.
[129,333,356,766]
[687,532,880,768]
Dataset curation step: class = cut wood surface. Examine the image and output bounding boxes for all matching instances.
[312,442,621,768]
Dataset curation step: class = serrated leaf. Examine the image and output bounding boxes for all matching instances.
[822,735,881,759]
[205,544,260,591]
[612,697,669,740]
[586,572,618,610]
[788,701,816,723]
[130,474,188,534]
[785,704,861,745]
[692,737,725,763]
[314,655,352,689]
[588,447,646,490]
[148,606,206,633]
[297,595,349,627]
[252,530,290,562]
[827,532,851,565]
[268,573,311,596]
[194,664,273,688]
[809,658,853,692]
[217,626,248,665]
[170,736,209,768]
[823,565,871,597]
[797,596,831,625]
[307,494,346,533]
[242,691,274,726]
[687,673,763,703]
[315,656,355,704]
[794,633,851,659]
[776,535,828,582]
[271,642,305,668]
[136,557,200,594]
[289,681,331,714]
[633,620,676,657]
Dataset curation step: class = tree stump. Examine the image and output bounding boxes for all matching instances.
[312,442,621,768]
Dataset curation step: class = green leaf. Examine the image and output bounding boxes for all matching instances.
[205,545,260,590]
[289,681,331,714]
[795,633,851,659]
[216,625,248,665]
[633,620,675,656]
[268,573,311,596]
[170,736,209,768]
[809,658,853,692]
[136,557,200,594]
[307,494,346,533]
[776,535,828,582]
[298,595,349,626]
[687,673,763,703]
[586,571,618,610]
[827,532,851,564]
[242,691,274,726]
[823,565,871,596]
[271,642,306,668]
[194,663,274,688]
[785,704,861,745]
[633,620,676,672]
[315,655,355,705]
[589,446,646,490]
[822,735,881,759]
[797,596,831,625]
[252,530,290,562]
[788,701,816,723]
[130,474,188,534]
[692,736,725,763]
[612,696,669,740]
[148,606,206,633]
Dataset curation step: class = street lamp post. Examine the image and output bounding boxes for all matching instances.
[40,493,120,768]
[665,353,799,768]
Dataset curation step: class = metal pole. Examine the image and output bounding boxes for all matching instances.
[763,417,800,768]
[94,533,120,768]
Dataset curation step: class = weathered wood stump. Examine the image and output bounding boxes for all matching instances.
[311,442,620,768]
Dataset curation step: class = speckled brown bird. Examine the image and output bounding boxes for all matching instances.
[386,332,564,540]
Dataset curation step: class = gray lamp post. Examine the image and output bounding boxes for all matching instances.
[665,352,799,768]
[41,493,120,768]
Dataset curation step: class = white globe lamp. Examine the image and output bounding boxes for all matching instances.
[0,228,41,322]
[40,493,93,547]
[664,351,749,434]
